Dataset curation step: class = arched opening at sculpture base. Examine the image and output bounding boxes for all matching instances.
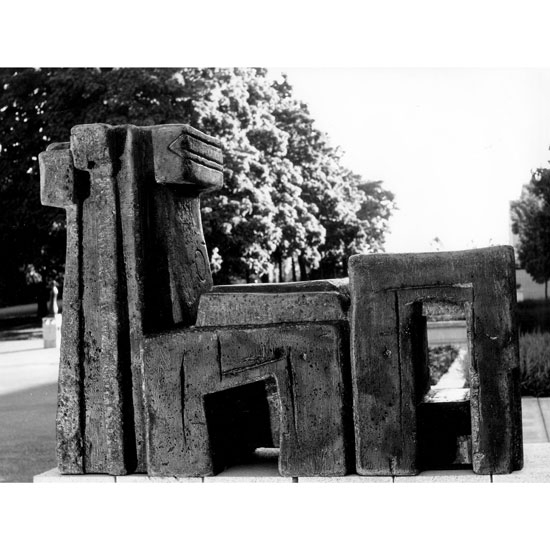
[204,377,281,474]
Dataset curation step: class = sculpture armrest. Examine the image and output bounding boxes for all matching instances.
[195,279,350,327]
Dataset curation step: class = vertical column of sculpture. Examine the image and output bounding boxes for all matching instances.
[39,142,87,473]
[68,125,136,474]
[39,124,223,475]
[349,246,523,475]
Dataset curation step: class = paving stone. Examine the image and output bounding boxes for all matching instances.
[536,398,550,441]
[492,443,550,482]
[520,398,548,443]
[0,341,59,396]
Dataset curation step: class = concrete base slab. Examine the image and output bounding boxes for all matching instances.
[394,468,490,483]
[299,474,393,483]
[34,468,115,483]
[204,461,294,482]
[34,444,550,483]
[116,474,202,483]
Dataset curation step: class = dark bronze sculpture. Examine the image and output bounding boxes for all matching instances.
[39,123,523,477]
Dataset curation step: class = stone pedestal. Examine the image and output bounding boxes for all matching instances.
[31,442,550,483]
[42,314,62,349]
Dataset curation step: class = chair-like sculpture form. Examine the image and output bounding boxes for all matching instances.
[39,123,352,477]
[39,123,522,477]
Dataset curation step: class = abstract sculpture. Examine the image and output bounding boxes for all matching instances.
[39,123,523,477]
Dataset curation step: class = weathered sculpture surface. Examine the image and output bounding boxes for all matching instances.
[350,249,523,475]
[39,123,523,477]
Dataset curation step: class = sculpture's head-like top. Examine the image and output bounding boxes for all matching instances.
[40,123,224,208]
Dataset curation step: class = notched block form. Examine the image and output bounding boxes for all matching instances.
[349,246,523,476]
[143,322,352,478]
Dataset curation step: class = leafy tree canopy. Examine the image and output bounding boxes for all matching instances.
[0,68,395,306]
[511,167,550,299]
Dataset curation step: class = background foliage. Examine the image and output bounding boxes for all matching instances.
[0,68,395,306]
[511,168,550,300]
[519,331,550,396]
[512,166,550,394]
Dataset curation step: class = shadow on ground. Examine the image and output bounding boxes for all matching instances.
[0,382,57,482]
[0,320,41,341]
[0,326,42,342]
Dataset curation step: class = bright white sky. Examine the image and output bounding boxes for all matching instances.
[277,68,550,253]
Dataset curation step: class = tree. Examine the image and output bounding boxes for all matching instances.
[187,68,328,283]
[271,75,395,279]
[0,68,395,307]
[511,168,550,300]
[0,68,194,307]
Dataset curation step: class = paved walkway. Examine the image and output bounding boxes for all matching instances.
[1,326,550,481]
[520,397,550,443]
[0,334,59,397]
[0,333,59,482]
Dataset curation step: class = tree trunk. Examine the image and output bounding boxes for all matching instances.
[298,255,308,281]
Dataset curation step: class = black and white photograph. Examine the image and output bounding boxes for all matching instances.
[1,3,549,548]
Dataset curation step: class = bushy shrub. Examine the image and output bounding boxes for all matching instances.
[423,302,465,322]
[517,300,550,333]
[519,331,550,396]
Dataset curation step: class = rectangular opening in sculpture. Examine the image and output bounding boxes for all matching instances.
[204,378,280,474]
[417,299,473,469]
